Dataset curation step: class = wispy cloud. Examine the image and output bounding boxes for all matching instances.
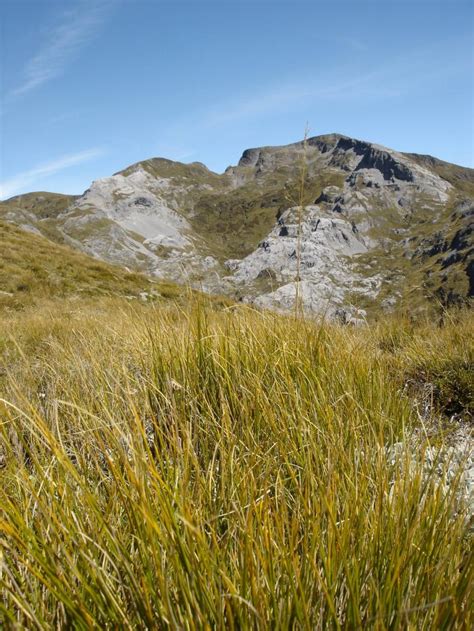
[172,42,471,133]
[0,148,105,199]
[316,35,369,53]
[9,0,113,100]
[191,71,399,130]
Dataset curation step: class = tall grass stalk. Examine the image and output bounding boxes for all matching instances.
[294,126,309,319]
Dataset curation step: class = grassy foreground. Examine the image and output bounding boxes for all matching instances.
[0,298,472,629]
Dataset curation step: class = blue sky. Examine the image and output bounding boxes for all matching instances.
[0,0,473,199]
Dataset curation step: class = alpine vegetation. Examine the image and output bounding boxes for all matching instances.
[0,295,472,628]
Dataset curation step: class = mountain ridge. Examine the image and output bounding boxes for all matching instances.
[2,133,473,318]
[4,133,473,199]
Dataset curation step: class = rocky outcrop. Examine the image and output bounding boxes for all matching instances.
[238,148,262,168]
[355,147,414,182]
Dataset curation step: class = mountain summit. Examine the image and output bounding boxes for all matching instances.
[2,134,473,317]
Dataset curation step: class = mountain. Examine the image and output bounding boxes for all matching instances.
[2,134,473,317]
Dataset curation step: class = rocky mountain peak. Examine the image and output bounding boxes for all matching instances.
[237,134,421,185]
[238,147,263,168]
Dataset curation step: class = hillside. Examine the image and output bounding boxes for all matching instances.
[1,134,473,318]
[0,220,188,309]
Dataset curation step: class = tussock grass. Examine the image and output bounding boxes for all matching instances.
[0,299,472,629]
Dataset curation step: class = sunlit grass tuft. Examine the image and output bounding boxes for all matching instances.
[0,300,472,628]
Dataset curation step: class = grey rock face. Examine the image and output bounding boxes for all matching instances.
[225,204,376,313]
